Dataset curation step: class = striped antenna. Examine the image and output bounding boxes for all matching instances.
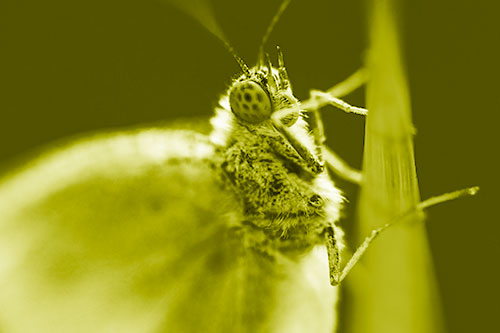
[164,0,250,76]
[224,42,250,76]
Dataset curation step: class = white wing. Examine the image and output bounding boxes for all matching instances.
[0,128,336,333]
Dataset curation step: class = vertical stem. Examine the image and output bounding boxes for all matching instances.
[345,0,445,332]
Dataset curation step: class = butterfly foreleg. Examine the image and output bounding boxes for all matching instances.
[309,90,368,116]
[268,126,324,176]
[324,67,368,98]
[324,225,341,286]
[306,96,363,184]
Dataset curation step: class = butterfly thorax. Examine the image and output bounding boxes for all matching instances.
[208,65,344,257]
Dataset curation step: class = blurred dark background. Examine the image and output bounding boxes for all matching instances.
[1,0,498,332]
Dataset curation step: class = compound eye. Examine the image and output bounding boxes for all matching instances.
[229,81,272,124]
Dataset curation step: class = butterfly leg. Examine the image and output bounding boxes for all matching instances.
[309,90,368,116]
[311,67,369,112]
[322,145,363,184]
[324,226,341,286]
[323,67,368,99]
[270,124,324,175]
[272,68,368,122]
[296,68,369,117]
[307,100,363,184]
[271,69,367,181]
[334,187,479,284]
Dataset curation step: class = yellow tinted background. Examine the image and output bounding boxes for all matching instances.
[1,0,498,332]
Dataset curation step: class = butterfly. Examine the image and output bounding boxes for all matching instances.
[0,0,477,332]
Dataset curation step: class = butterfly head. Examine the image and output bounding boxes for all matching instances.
[229,47,299,126]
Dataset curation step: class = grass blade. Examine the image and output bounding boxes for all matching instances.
[345,1,445,332]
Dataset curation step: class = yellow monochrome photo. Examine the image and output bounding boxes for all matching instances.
[1,0,496,332]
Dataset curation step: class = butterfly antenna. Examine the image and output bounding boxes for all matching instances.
[165,0,249,74]
[258,0,292,68]
[222,41,250,76]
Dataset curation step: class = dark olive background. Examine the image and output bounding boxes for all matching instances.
[1,0,498,332]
